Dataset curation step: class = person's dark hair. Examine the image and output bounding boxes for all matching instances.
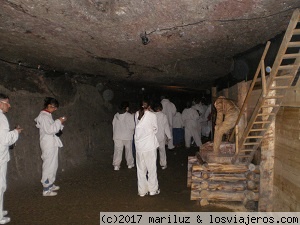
[43,97,59,109]
[138,99,150,120]
[186,101,192,109]
[0,93,9,100]
[154,102,163,112]
[118,101,129,114]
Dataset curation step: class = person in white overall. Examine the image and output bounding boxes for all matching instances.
[160,96,176,150]
[182,101,202,148]
[154,103,172,170]
[35,97,67,197]
[112,101,135,171]
[0,94,22,224]
[134,100,160,197]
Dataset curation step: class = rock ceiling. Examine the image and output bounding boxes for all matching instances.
[1,0,300,90]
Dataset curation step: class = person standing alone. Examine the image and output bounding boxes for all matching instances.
[0,93,22,224]
[35,97,67,197]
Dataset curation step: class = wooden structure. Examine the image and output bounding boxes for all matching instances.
[188,9,300,209]
[188,154,260,208]
[231,9,300,164]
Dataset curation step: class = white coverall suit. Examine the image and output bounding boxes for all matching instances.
[202,104,212,138]
[154,111,172,168]
[35,110,63,190]
[192,103,207,137]
[161,99,176,149]
[0,110,19,221]
[112,112,135,168]
[182,107,202,148]
[134,111,159,196]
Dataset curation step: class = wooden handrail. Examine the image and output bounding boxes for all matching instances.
[261,60,267,97]
[229,41,271,142]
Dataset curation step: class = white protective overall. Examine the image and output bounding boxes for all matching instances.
[161,98,176,149]
[134,111,159,196]
[35,111,63,189]
[112,112,135,168]
[154,111,172,168]
[0,110,19,221]
[192,102,206,137]
[182,107,202,148]
[202,104,212,137]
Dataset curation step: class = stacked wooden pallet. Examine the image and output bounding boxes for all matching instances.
[188,154,260,208]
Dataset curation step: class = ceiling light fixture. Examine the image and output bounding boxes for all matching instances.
[140,32,150,45]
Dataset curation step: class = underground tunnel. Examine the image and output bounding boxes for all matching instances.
[0,1,300,224]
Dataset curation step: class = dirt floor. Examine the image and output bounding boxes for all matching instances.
[5,145,238,225]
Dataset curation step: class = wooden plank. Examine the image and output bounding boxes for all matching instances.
[287,42,300,47]
[192,164,249,174]
[293,29,300,35]
[282,53,300,59]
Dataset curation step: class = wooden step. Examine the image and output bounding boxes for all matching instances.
[250,128,267,132]
[293,29,300,35]
[265,95,284,99]
[243,142,260,146]
[274,75,294,80]
[270,86,289,90]
[238,155,252,158]
[240,149,254,152]
[254,121,271,124]
[245,136,263,139]
[257,113,275,116]
[282,53,300,59]
[278,65,295,70]
[287,42,300,47]
[261,104,280,107]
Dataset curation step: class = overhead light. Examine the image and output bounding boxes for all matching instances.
[140,32,149,45]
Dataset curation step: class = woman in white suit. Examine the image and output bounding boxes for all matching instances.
[134,100,160,197]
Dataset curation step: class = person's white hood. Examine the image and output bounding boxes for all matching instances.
[35,110,63,148]
[112,112,135,140]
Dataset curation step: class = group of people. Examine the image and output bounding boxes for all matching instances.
[111,96,213,197]
[0,93,66,224]
[112,98,171,197]
[0,91,240,223]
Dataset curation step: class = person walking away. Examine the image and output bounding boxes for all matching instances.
[182,101,202,149]
[35,97,67,197]
[160,96,176,150]
[202,104,212,139]
[112,101,135,171]
[0,93,22,224]
[192,98,206,137]
[134,99,160,197]
[154,103,172,170]
[172,109,184,147]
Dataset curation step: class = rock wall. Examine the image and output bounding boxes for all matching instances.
[0,61,136,184]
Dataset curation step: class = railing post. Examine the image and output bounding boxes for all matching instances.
[261,60,267,97]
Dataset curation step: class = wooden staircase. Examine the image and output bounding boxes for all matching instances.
[231,9,300,164]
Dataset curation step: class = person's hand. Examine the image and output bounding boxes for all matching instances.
[59,116,67,123]
[15,125,23,134]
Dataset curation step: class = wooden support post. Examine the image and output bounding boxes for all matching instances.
[258,82,276,212]
[261,60,267,97]
[235,125,239,155]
